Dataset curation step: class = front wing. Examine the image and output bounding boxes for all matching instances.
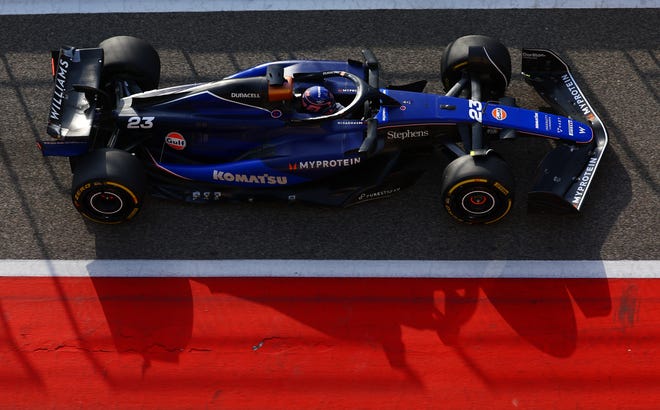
[522,49,608,213]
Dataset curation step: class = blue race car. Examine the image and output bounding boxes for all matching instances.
[39,35,607,224]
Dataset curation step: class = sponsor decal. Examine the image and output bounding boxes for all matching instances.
[212,171,287,185]
[290,157,361,171]
[494,182,510,196]
[271,109,282,119]
[522,51,547,59]
[571,157,598,205]
[491,107,507,121]
[230,92,261,99]
[358,187,401,201]
[561,74,594,120]
[192,191,222,201]
[534,112,540,129]
[49,57,70,122]
[336,120,364,126]
[386,129,429,140]
[165,132,186,151]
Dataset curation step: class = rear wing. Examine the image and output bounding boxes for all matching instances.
[522,49,608,213]
[40,46,103,156]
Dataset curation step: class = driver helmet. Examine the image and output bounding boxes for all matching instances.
[301,86,335,113]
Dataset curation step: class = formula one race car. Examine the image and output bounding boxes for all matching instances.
[39,35,607,224]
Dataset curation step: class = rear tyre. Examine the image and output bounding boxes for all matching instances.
[71,149,147,224]
[441,154,514,224]
[98,35,160,92]
[441,35,511,100]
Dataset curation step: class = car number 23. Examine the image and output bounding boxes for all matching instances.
[127,116,155,129]
[468,100,482,123]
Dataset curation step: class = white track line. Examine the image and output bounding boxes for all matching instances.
[0,0,657,15]
[0,259,658,278]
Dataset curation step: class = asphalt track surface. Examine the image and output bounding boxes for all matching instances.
[0,9,658,262]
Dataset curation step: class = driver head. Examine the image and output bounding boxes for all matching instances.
[301,86,335,113]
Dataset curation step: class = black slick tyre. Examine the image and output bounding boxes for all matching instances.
[98,35,160,92]
[441,35,511,100]
[71,149,147,224]
[441,154,514,224]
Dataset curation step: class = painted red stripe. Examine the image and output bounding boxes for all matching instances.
[1,277,659,409]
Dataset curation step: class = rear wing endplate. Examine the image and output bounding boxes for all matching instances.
[46,46,103,140]
[522,49,608,213]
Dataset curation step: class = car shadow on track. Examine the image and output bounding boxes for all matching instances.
[89,277,194,372]
[81,272,612,388]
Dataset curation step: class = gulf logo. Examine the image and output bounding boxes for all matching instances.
[165,132,186,150]
[491,107,507,121]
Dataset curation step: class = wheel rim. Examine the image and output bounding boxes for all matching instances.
[89,190,125,215]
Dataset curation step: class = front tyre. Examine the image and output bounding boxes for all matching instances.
[441,154,514,224]
[71,149,146,224]
[441,35,511,100]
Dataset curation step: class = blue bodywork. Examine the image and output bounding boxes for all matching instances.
[39,46,604,211]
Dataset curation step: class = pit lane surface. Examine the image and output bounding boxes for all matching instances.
[1,9,658,261]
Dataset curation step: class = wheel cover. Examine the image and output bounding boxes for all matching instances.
[460,189,496,215]
[89,191,125,215]
[445,178,512,224]
[75,181,140,223]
